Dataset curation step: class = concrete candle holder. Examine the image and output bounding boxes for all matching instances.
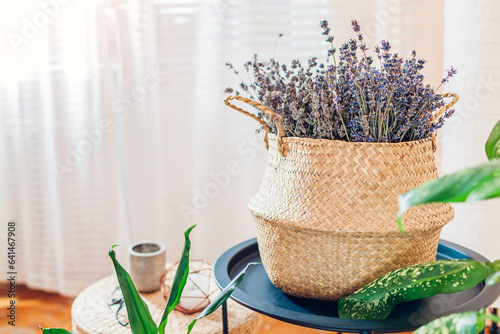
[128,241,166,293]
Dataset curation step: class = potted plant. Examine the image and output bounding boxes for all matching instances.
[225,19,458,300]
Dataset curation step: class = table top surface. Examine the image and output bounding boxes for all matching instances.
[71,261,261,334]
[213,238,500,333]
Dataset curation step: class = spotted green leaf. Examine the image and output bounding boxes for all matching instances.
[486,261,500,286]
[397,159,500,234]
[338,259,494,320]
[486,120,500,160]
[158,225,196,334]
[413,308,500,334]
[187,262,260,334]
[40,328,74,334]
[109,245,158,334]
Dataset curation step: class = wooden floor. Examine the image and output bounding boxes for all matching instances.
[0,284,73,334]
[0,284,329,334]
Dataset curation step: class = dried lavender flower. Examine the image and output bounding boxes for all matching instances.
[225,20,456,143]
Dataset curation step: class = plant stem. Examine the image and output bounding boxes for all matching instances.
[336,104,350,141]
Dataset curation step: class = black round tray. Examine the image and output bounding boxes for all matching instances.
[214,238,500,333]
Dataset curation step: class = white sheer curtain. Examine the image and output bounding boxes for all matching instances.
[0,0,454,296]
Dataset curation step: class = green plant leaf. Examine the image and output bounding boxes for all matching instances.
[486,120,500,160]
[187,262,260,334]
[413,310,481,334]
[158,224,196,334]
[413,308,500,334]
[486,313,500,324]
[40,328,74,334]
[493,260,500,271]
[486,261,500,286]
[109,246,158,334]
[397,159,500,233]
[338,259,494,320]
[487,271,500,286]
[465,174,500,202]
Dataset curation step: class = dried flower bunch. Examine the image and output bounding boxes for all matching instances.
[225,20,456,142]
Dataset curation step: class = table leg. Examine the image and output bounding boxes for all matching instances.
[222,301,229,334]
[492,308,499,334]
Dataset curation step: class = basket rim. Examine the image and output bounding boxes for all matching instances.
[267,133,434,147]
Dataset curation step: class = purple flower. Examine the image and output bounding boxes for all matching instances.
[381,40,391,51]
[225,19,456,143]
[351,20,360,33]
[442,66,457,83]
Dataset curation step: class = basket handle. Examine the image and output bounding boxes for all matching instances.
[432,93,459,123]
[224,95,288,157]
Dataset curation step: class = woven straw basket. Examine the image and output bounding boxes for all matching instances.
[225,94,458,301]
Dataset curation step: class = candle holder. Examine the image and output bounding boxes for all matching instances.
[161,259,212,314]
[128,241,166,293]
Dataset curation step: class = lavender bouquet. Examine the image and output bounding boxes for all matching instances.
[226,20,456,143]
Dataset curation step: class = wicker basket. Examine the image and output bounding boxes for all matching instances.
[225,95,458,300]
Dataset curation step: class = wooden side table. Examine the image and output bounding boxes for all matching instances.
[71,262,262,334]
